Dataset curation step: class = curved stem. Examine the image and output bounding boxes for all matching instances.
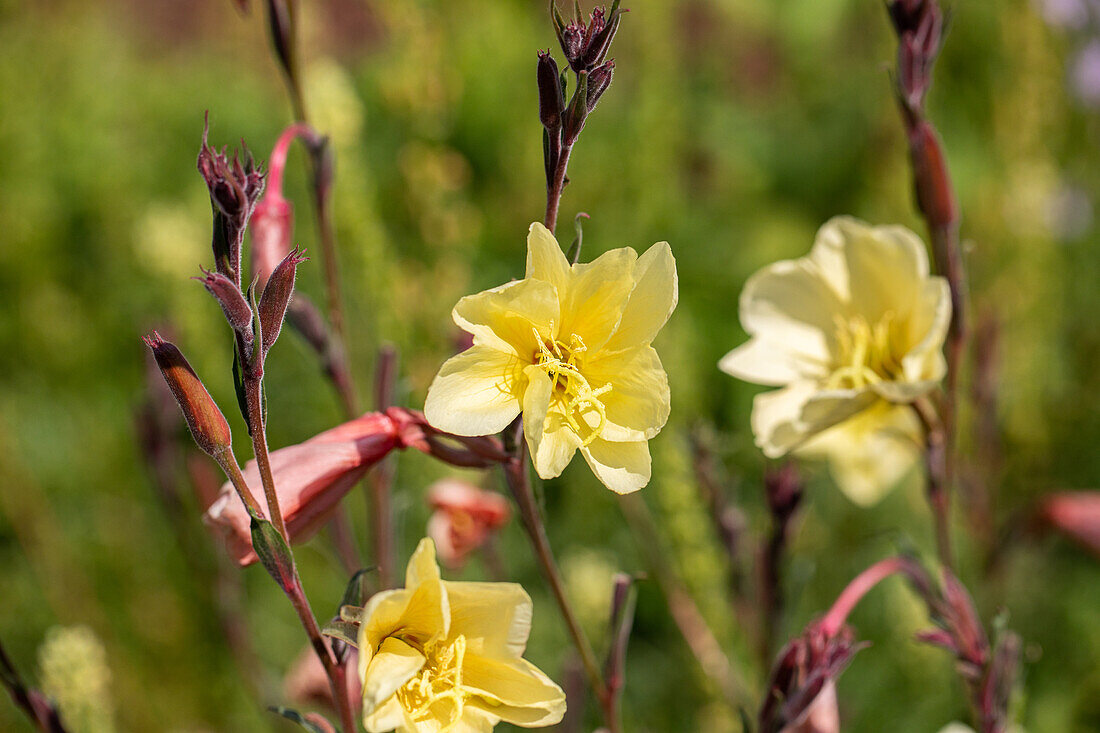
[244,377,287,541]
[819,556,915,637]
[501,438,609,709]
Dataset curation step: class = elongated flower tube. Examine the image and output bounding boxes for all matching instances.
[351,538,566,732]
[206,408,428,565]
[424,223,677,494]
[720,216,950,458]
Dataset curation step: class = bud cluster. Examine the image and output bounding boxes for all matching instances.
[538,1,623,189]
[886,0,945,115]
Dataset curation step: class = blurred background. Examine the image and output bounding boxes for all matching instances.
[2,0,1100,730]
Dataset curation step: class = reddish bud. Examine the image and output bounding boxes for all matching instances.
[143,332,233,459]
[552,0,625,73]
[195,268,254,347]
[251,196,293,292]
[1038,491,1100,558]
[265,0,295,83]
[426,480,511,569]
[259,248,308,355]
[585,60,614,113]
[198,116,265,284]
[537,51,566,131]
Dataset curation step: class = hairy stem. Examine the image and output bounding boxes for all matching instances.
[244,377,287,541]
[544,143,574,234]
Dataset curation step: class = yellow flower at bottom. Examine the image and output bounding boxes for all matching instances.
[355,538,566,732]
[424,222,677,494]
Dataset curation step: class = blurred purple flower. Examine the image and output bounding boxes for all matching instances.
[1036,0,1090,29]
[1072,40,1100,105]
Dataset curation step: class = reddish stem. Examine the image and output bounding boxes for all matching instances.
[820,556,915,637]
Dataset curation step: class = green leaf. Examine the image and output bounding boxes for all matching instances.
[322,618,360,648]
[232,348,250,435]
[340,567,375,609]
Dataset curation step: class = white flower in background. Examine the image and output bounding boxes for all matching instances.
[720,216,950,459]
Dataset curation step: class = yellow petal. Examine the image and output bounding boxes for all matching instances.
[583,346,669,440]
[798,402,923,506]
[738,259,840,367]
[603,241,678,352]
[900,277,951,384]
[406,537,443,588]
[462,655,567,727]
[525,222,570,294]
[523,365,582,479]
[444,581,532,659]
[361,637,427,716]
[580,438,651,494]
[362,696,409,733]
[751,383,877,458]
[453,278,560,357]
[809,216,929,322]
[559,246,636,352]
[424,346,526,437]
[359,588,413,658]
[719,337,828,386]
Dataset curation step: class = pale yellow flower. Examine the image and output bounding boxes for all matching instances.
[354,538,566,732]
[720,216,950,458]
[797,401,923,506]
[425,223,677,494]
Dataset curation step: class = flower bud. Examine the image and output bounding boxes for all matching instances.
[265,0,295,84]
[1038,491,1100,558]
[537,51,566,132]
[760,625,863,733]
[195,268,254,349]
[198,117,265,284]
[143,332,233,459]
[563,69,589,145]
[908,120,958,230]
[551,0,625,73]
[251,195,293,292]
[585,60,614,113]
[259,248,308,355]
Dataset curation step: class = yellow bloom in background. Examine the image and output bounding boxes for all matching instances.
[355,538,566,732]
[720,216,950,458]
[425,222,677,494]
[796,401,923,506]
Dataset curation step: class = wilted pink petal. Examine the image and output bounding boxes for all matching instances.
[206,410,423,565]
[1039,491,1100,557]
[284,645,361,714]
[426,479,510,569]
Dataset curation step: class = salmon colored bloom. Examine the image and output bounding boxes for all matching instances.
[720,216,950,458]
[426,479,510,570]
[424,223,677,494]
[206,408,428,566]
[350,538,566,732]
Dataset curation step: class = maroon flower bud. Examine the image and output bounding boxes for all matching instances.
[143,332,233,459]
[585,59,614,113]
[551,0,625,73]
[563,69,590,145]
[251,196,293,292]
[259,248,308,355]
[537,50,566,131]
[766,461,804,522]
[198,117,265,284]
[908,120,957,229]
[195,268,254,349]
[760,625,864,733]
[265,0,295,84]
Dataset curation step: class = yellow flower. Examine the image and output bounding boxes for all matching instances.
[425,223,677,494]
[355,538,566,732]
[796,401,923,506]
[720,216,950,458]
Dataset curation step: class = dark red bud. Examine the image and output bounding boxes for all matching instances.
[585,60,614,113]
[143,332,233,459]
[538,51,566,131]
[259,248,308,355]
[265,0,295,82]
[580,1,623,70]
[908,120,958,230]
[563,70,590,145]
[195,268,254,346]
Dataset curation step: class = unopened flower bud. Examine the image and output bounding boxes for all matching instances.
[563,69,590,145]
[537,51,566,131]
[551,0,625,73]
[195,268,254,348]
[143,332,233,459]
[265,0,295,84]
[259,248,308,355]
[198,117,265,284]
[908,120,957,230]
[586,60,614,113]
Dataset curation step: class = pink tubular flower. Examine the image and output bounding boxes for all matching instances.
[207,408,438,565]
[426,479,511,569]
[1039,491,1100,558]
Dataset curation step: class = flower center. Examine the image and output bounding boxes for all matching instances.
[826,312,904,390]
[396,634,469,731]
[531,325,612,446]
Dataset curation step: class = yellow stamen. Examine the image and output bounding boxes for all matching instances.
[826,312,902,390]
[532,327,612,446]
[396,634,469,730]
